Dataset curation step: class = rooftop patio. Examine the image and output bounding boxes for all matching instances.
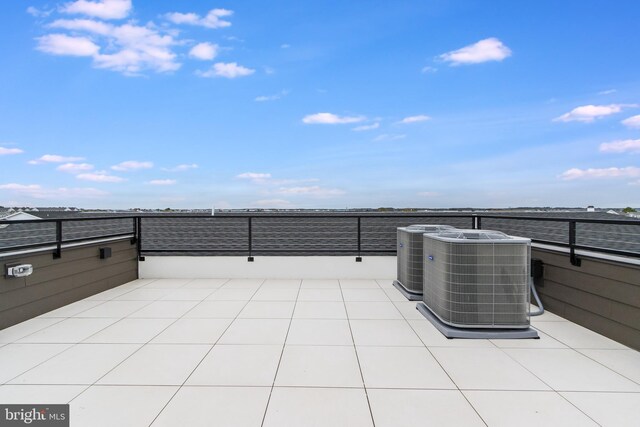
[1,277,638,427]
[1,213,639,426]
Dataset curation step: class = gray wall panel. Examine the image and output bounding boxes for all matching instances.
[0,239,137,330]
[533,247,640,350]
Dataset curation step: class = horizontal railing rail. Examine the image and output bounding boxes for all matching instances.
[0,216,137,258]
[1,214,639,264]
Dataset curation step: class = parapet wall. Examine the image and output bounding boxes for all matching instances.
[0,239,137,329]
[532,247,640,350]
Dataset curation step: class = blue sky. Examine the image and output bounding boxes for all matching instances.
[1,0,639,209]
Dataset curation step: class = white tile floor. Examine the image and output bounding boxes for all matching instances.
[0,277,639,427]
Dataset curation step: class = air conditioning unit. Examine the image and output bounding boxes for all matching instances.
[394,224,456,300]
[417,229,538,339]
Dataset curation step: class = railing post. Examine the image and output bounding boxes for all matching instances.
[247,217,254,261]
[131,217,137,245]
[53,220,62,259]
[569,221,581,267]
[471,214,480,230]
[136,217,144,261]
[356,217,362,262]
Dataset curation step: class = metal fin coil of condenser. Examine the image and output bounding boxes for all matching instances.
[422,229,531,329]
[395,224,456,299]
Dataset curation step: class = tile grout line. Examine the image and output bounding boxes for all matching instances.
[62,280,232,411]
[147,278,265,427]
[65,314,188,401]
[178,278,231,318]
[12,279,157,338]
[493,341,603,426]
[4,277,637,425]
[573,348,640,387]
[1,318,67,344]
[259,279,303,427]
[4,313,158,385]
[2,343,75,386]
[401,298,489,427]
[339,278,377,427]
[1,279,165,386]
[5,383,639,392]
[458,389,603,427]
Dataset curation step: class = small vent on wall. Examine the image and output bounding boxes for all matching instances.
[99,247,112,259]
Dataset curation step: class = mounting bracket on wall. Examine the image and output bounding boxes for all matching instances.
[5,263,33,278]
[568,221,582,267]
[570,250,582,267]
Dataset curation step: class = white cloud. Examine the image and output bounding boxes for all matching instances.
[276,186,345,197]
[93,24,180,74]
[280,44,290,49]
[164,12,198,25]
[560,166,640,180]
[148,179,176,185]
[32,5,251,77]
[111,160,153,171]
[237,172,272,183]
[440,37,511,65]
[189,42,218,60]
[197,62,255,78]
[49,18,112,35]
[61,0,132,20]
[0,183,40,192]
[162,164,198,172]
[373,134,406,142]
[27,6,52,18]
[622,114,640,129]
[398,115,431,124]
[165,8,233,29]
[77,171,126,182]
[599,139,640,154]
[598,89,617,95]
[0,183,107,198]
[421,66,437,73]
[237,173,318,187]
[554,104,636,123]
[40,20,181,75]
[57,162,95,173]
[352,123,380,131]
[36,33,100,56]
[302,113,365,125]
[28,154,85,164]
[254,90,289,102]
[0,147,24,156]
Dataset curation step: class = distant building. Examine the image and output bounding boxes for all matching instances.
[1,212,40,221]
[587,205,595,212]
[0,211,41,229]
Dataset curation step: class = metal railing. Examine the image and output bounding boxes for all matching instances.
[1,213,639,265]
[0,216,138,258]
